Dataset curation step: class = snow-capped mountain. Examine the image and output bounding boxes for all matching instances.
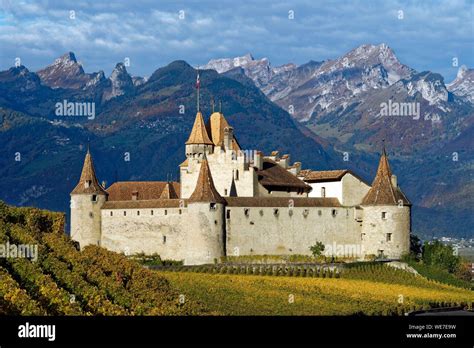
[447,65,474,104]
[206,44,472,155]
[202,53,296,88]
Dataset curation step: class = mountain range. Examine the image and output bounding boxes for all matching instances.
[0,44,472,238]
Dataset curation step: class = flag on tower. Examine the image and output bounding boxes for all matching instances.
[196,70,200,89]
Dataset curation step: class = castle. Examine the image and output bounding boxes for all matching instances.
[70,109,411,265]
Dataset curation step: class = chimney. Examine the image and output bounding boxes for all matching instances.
[278,154,290,169]
[293,162,301,175]
[223,126,233,151]
[132,191,138,200]
[254,151,263,170]
[269,151,279,162]
[391,174,397,187]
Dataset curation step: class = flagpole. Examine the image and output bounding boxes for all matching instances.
[196,67,200,112]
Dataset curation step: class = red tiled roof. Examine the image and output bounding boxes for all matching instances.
[106,181,180,201]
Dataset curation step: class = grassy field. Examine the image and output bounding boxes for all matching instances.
[157,270,474,315]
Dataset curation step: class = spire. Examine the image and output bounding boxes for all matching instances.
[188,155,225,204]
[362,146,409,206]
[71,150,108,195]
[186,111,213,145]
[206,111,241,150]
[160,182,179,199]
[229,170,238,197]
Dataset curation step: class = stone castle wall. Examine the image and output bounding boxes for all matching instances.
[225,206,363,257]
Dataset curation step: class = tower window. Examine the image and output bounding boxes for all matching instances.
[124,211,126,216]
[224,189,228,195]
[332,209,337,217]
[91,195,97,202]
[164,210,167,215]
[85,180,91,188]
[321,187,326,198]
[273,208,279,216]
[386,233,392,242]
[210,203,217,210]
[318,210,322,216]
[151,210,154,215]
[235,170,239,180]
[179,209,182,215]
[110,211,113,216]
[382,212,387,219]
[226,210,231,219]
[89,212,93,218]
[361,233,365,241]
[137,211,140,216]
[163,236,167,244]
[244,208,250,217]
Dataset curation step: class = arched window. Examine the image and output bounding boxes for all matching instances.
[321,187,326,198]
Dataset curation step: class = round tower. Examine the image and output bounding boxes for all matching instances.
[185,154,226,265]
[360,147,410,259]
[70,148,108,249]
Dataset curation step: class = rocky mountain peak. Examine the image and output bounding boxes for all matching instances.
[37,52,89,89]
[102,62,134,101]
[447,65,474,104]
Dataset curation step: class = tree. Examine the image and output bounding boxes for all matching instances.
[309,242,325,258]
[422,240,460,273]
[409,234,423,260]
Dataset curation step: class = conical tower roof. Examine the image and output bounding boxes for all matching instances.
[188,155,225,204]
[362,147,410,206]
[71,149,108,195]
[160,182,179,199]
[186,111,213,145]
[206,111,241,150]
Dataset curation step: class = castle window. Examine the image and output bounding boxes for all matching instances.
[273,208,279,217]
[318,210,322,216]
[224,189,228,195]
[303,209,309,218]
[110,211,113,216]
[179,209,182,214]
[85,180,91,188]
[137,211,140,216]
[210,203,217,210]
[321,187,326,198]
[386,233,392,242]
[244,208,250,217]
[382,212,387,219]
[235,170,239,181]
[259,210,264,216]
[226,210,231,219]
[361,233,365,241]
[163,236,166,244]
[332,209,337,217]
[91,195,97,202]
[124,211,126,216]
[151,210,154,215]
[164,210,167,215]
[89,212,93,218]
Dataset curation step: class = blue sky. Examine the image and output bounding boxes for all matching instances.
[0,0,472,82]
